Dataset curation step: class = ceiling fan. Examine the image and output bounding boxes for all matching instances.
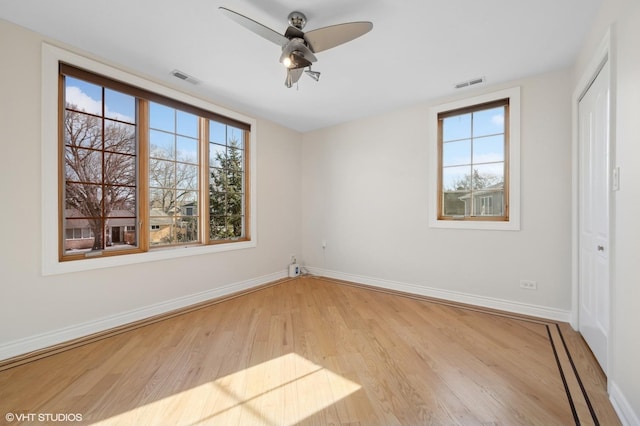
[219,7,373,88]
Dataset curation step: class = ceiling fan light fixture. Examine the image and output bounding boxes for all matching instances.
[282,50,312,69]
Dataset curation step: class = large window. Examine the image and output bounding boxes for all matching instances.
[59,64,251,262]
[428,87,520,230]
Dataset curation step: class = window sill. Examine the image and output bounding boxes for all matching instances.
[44,240,257,276]
[428,218,520,231]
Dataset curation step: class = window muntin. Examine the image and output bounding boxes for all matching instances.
[60,64,251,261]
[438,99,509,221]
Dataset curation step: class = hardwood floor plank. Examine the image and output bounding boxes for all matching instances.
[0,276,620,425]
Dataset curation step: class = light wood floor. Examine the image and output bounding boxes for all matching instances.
[0,276,619,425]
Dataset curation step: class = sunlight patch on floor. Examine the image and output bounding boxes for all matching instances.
[94,353,361,425]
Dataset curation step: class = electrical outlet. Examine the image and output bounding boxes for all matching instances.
[290,254,296,264]
[520,280,537,290]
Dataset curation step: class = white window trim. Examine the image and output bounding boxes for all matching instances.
[41,43,258,275]
[428,86,521,231]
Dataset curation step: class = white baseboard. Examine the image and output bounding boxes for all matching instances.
[0,270,288,362]
[610,381,639,426]
[306,267,571,322]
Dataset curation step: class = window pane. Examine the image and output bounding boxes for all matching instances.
[150,190,175,216]
[177,136,198,164]
[176,164,199,190]
[177,189,198,207]
[65,148,102,183]
[442,190,470,217]
[472,106,504,137]
[227,126,244,148]
[150,102,175,132]
[472,163,504,190]
[65,111,102,149]
[149,159,176,188]
[209,144,226,168]
[228,146,244,171]
[105,89,135,123]
[210,191,226,216]
[442,139,471,167]
[104,121,136,154]
[209,121,226,144]
[210,215,244,240]
[105,218,138,248]
[442,165,471,191]
[473,135,504,164]
[65,77,102,115]
[176,110,198,138]
[150,188,171,212]
[64,219,98,253]
[65,182,102,212]
[105,186,136,215]
[150,130,175,160]
[105,153,136,186]
[442,113,471,142]
[476,192,504,216]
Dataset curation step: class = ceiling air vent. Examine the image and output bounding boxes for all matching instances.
[170,69,200,85]
[455,76,485,89]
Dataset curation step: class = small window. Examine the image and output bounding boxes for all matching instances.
[439,98,508,221]
[429,87,520,230]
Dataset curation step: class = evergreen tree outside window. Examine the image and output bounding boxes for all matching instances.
[209,121,246,241]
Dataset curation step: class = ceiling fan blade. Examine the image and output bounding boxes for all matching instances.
[304,21,373,53]
[219,7,288,46]
[285,68,305,88]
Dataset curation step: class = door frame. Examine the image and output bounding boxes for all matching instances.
[571,27,615,379]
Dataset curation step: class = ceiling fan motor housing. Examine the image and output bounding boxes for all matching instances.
[288,11,307,30]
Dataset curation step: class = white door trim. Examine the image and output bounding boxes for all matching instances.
[570,27,614,375]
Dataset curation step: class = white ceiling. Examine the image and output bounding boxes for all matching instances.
[1,0,603,132]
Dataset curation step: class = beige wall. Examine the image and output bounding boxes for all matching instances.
[0,19,303,355]
[301,69,573,315]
